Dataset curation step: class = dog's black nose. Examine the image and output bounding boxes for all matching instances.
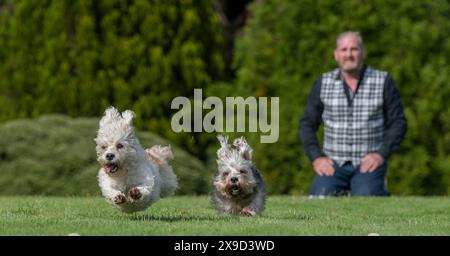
[231,177,238,183]
[106,153,115,161]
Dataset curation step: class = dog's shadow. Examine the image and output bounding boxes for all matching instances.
[127,213,225,222]
[127,212,315,222]
[263,214,316,221]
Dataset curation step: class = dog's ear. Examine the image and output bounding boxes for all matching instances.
[216,135,230,159]
[233,136,253,161]
[100,106,120,128]
[217,135,228,148]
[121,110,135,125]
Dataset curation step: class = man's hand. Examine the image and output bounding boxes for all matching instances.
[360,153,384,173]
[312,157,335,176]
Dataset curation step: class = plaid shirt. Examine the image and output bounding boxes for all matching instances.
[300,65,407,167]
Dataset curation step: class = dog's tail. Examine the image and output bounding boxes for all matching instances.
[145,145,178,197]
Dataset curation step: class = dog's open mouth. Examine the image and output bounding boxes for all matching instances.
[230,184,240,195]
[104,163,118,174]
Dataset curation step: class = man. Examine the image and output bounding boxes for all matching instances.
[299,31,407,196]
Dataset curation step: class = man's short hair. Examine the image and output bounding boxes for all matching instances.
[336,31,364,50]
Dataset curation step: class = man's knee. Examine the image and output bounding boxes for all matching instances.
[351,179,388,196]
[352,164,389,196]
[310,176,348,196]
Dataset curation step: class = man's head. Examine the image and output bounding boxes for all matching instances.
[334,31,365,73]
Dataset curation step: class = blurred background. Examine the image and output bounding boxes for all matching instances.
[0,0,449,196]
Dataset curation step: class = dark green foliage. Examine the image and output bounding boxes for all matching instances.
[0,115,211,196]
[0,0,449,196]
[0,0,225,156]
[209,0,450,195]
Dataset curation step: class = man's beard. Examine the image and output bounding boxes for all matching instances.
[341,59,361,72]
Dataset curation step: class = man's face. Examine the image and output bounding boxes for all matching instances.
[334,35,365,73]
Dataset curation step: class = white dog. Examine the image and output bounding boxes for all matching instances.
[95,107,178,213]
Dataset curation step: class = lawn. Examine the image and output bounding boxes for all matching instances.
[0,196,449,236]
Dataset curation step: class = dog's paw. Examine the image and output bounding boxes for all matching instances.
[128,187,142,200]
[113,194,127,205]
[240,208,256,217]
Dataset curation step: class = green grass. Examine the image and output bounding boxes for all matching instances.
[0,196,449,235]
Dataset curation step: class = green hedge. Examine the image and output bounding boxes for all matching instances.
[0,0,225,157]
[0,115,211,196]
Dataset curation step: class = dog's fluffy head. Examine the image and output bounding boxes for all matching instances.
[95,106,140,175]
[214,135,257,198]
